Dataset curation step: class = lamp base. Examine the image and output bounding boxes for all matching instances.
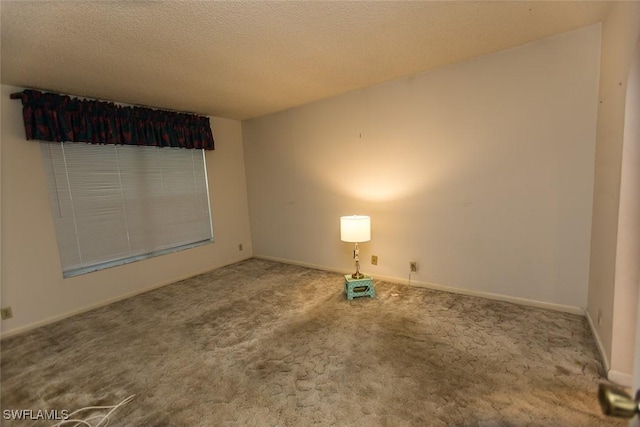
[351,272,365,279]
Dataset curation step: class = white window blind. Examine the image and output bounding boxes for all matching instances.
[40,142,213,277]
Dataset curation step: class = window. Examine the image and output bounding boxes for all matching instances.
[40,142,213,277]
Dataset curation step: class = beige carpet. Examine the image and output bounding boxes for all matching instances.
[1,259,621,426]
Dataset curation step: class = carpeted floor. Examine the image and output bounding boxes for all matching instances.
[1,259,621,426]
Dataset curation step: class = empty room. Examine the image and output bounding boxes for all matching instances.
[1,1,639,426]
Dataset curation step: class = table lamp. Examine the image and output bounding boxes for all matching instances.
[340,215,371,279]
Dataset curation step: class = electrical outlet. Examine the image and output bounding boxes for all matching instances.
[1,307,13,320]
[410,262,418,272]
[371,255,378,265]
[238,244,243,251]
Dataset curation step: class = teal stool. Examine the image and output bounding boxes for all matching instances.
[344,274,375,300]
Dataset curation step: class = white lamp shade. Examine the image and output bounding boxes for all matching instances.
[340,215,371,243]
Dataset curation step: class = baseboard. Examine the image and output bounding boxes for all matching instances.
[608,369,633,387]
[6,254,585,339]
[585,310,611,374]
[0,255,252,340]
[407,278,584,315]
[255,254,351,276]
[584,316,634,387]
[254,255,584,315]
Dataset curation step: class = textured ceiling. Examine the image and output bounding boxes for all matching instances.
[1,1,612,120]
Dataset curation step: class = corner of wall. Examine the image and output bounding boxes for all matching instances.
[585,309,610,373]
[586,0,640,382]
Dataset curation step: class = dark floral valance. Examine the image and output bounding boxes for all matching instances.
[10,90,215,150]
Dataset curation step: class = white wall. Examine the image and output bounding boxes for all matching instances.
[587,1,640,385]
[611,33,640,386]
[243,25,601,311]
[0,84,253,336]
